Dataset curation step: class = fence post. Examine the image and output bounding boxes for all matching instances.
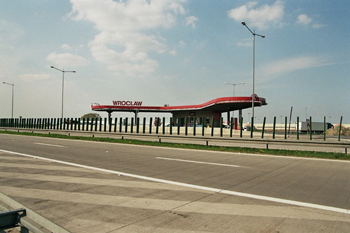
[170,117,173,135]
[338,116,343,141]
[211,117,214,137]
[220,117,223,137]
[250,117,254,138]
[125,117,128,133]
[177,117,180,135]
[297,116,299,140]
[156,117,160,134]
[284,116,287,139]
[262,117,266,138]
[273,116,276,139]
[310,116,312,140]
[149,117,153,134]
[240,117,243,138]
[163,117,165,134]
[193,117,196,136]
[131,117,134,133]
[324,116,326,141]
[202,117,205,136]
[230,117,233,137]
[136,117,139,133]
[185,117,188,136]
[143,117,146,134]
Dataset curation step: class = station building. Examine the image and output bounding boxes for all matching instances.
[91,96,267,127]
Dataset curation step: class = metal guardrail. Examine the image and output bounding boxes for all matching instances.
[0,208,28,232]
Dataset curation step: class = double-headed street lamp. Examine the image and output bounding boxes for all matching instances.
[241,21,265,121]
[50,66,76,119]
[224,82,245,97]
[3,82,14,118]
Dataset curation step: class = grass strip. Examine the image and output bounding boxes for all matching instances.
[0,130,348,160]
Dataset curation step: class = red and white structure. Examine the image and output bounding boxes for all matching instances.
[91,96,267,127]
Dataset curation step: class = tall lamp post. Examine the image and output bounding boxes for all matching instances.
[50,66,76,119]
[241,21,265,121]
[3,82,14,118]
[224,82,245,96]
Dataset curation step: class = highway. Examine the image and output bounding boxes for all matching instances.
[1,133,350,232]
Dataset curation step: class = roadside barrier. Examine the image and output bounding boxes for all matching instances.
[0,116,347,141]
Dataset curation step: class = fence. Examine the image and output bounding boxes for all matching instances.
[0,116,346,141]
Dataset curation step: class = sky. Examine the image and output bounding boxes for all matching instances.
[0,0,349,124]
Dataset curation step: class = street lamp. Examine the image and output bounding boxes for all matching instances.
[3,82,14,118]
[224,82,245,96]
[50,66,76,119]
[241,21,265,121]
[305,106,310,120]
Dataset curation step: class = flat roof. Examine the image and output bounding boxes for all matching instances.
[91,96,267,113]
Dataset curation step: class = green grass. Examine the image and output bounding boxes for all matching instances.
[0,129,348,160]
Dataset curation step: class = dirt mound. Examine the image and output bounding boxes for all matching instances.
[326,124,350,136]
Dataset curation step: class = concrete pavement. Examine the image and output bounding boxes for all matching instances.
[0,134,350,232]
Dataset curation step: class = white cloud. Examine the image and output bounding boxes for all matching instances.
[68,0,188,77]
[61,44,73,50]
[46,52,89,68]
[262,56,330,77]
[19,74,51,82]
[237,38,252,47]
[297,14,312,25]
[312,23,325,29]
[228,0,284,30]
[186,16,198,28]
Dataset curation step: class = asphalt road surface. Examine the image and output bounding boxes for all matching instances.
[1,133,350,232]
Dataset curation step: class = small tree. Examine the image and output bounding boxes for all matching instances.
[81,113,101,119]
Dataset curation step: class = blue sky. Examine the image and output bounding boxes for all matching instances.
[0,0,349,124]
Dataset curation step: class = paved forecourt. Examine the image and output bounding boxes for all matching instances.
[0,134,350,232]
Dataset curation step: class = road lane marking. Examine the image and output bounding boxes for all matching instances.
[35,143,64,148]
[156,157,240,168]
[0,149,349,215]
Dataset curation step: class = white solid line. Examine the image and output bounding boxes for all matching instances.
[0,149,349,215]
[34,143,64,148]
[156,157,240,168]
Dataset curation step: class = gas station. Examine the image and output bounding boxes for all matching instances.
[91,96,267,128]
